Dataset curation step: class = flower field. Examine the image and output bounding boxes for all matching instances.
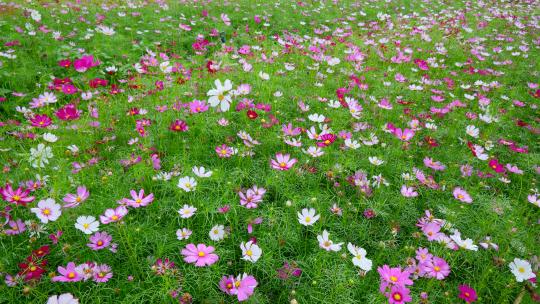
[0,0,539,303]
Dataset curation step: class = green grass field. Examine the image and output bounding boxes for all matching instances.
[0,0,539,303]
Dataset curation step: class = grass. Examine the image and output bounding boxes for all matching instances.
[0,0,539,303]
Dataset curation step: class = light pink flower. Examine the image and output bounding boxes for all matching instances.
[270,153,297,171]
[181,243,219,267]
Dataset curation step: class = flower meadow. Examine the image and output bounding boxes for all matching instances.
[0,0,539,303]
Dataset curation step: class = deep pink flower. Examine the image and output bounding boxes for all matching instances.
[458,284,478,303]
[55,104,80,121]
[52,262,83,282]
[0,184,35,206]
[317,133,336,147]
[388,285,412,304]
[61,84,78,95]
[488,159,505,173]
[169,119,189,132]
[181,243,219,267]
[30,114,52,128]
[73,55,100,72]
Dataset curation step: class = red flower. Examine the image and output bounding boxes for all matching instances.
[58,59,72,68]
[18,256,47,282]
[32,246,50,258]
[247,110,258,120]
[169,119,189,132]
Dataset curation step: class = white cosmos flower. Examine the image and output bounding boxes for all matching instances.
[207,79,233,112]
[509,258,536,282]
[466,125,479,138]
[308,113,325,123]
[344,139,360,149]
[43,133,58,143]
[96,25,115,36]
[258,71,270,80]
[177,176,197,192]
[303,146,324,158]
[75,216,99,234]
[317,230,343,251]
[192,166,212,178]
[159,61,172,73]
[47,293,79,304]
[30,198,61,223]
[178,204,197,218]
[297,208,320,226]
[29,144,53,168]
[176,228,192,240]
[368,156,384,166]
[67,145,79,153]
[347,243,373,272]
[449,231,478,251]
[209,224,225,241]
[327,57,340,66]
[240,241,262,263]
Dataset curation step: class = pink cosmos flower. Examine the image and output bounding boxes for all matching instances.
[238,186,266,209]
[422,257,450,280]
[100,206,128,224]
[378,265,413,288]
[181,243,219,267]
[234,274,258,302]
[421,222,443,241]
[52,262,83,282]
[216,144,233,158]
[388,285,412,304]
[458,284,478,303]
[0,184,35,206]
[87,232,112,250]
[282,123,302,136]
[188,100,209,113]
[92,264,113,283]
[61,84,78,95]
[219,275,237,296]
[119,189,154,208]
[400,185,418,198]
[5,219,26,235]
[415,248,433,263]
[453,187,473,203]
[63,186,90,208]
[393,128,415,141]
[30,114,52,128]
[271,153,297,171]
[424,157,446,171]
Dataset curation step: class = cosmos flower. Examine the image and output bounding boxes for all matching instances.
[52,262,83,282]
[63,186,90,208]
[509,258,535,282]
[75,216,99,234]
[297,208,320,226]
[177,176,197,192]
[458,285,477,303]
[181,243,219,267]
[240,241,262,263]
[453,187,473,203]
[270,153,297,171]
[207,79,233,112]
[30,198,61,223]
[347,243,373,272]
[317,230,343,251]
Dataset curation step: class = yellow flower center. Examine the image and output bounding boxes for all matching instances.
[434,266,440,271]
[393,293,402,301]
[198,251,205,257]
[390,276,398,282]
[68,272,76,279]
[13,195,20,201]
[83,223,89,229]
[305,216,311,223]
[246,250,253,256]
[279,162,287,167]
[97,241,103,246]
[42,209,51,215]
[111,215,119,221]
[518,267,525,273]
[76,197,82,202]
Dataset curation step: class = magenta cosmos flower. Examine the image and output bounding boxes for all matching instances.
[30,114,52,128]
[181,243,219,267]
[453,187,473,203]
[0,183,35,206]
[119,189,154,208]
[270,153,297,171]
[87,232,112,250]
[169,119,189,132]
[55,104,80,121]
[52,262,83,282]
[388,285,412,304]
[458,284,477,303]
[100,206,128,224]
[63,186,90,208]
